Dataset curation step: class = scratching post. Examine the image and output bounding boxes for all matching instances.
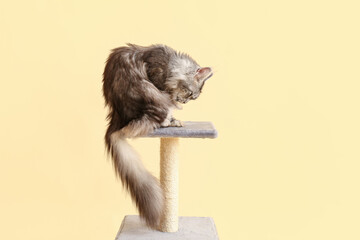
[159,137,179,232]
[115,122,219,240]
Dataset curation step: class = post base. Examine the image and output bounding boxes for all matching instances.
[115,215,219,240]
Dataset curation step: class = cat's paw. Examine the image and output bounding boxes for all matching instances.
[170,118,183,127]
[160,118,171,127]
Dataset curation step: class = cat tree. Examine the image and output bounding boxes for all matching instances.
[115,121,219,240]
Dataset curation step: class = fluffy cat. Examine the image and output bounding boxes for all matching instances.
[102,44,213,229]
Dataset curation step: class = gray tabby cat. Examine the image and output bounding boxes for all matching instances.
[102,44,213,229]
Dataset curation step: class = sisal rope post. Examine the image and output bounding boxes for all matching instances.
[159,137,179,232]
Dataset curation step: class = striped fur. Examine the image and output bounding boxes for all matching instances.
[102,44,212,228]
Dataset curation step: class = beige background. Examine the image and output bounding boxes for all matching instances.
[1,1,360,239]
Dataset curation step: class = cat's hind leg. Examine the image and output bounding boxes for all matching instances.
[120,115,159,138]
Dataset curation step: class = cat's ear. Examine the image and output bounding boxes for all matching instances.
[195,67,213,82]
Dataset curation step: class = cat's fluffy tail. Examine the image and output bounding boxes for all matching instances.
[107,130,164,229]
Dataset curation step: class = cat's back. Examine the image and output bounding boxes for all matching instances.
[104,44,171,79]
[105,45,141,72]
[102,45,146,105]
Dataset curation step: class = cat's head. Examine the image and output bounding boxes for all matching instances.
[173,67,213,104]
[167,54,213,104]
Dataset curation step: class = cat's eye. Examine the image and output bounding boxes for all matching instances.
[186,90,193,97]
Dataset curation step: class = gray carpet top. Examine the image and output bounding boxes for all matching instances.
[147,121,217,138]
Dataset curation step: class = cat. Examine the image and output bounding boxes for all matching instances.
[102,44,213,229]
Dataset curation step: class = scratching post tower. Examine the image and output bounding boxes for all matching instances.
[116,121,219,240]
